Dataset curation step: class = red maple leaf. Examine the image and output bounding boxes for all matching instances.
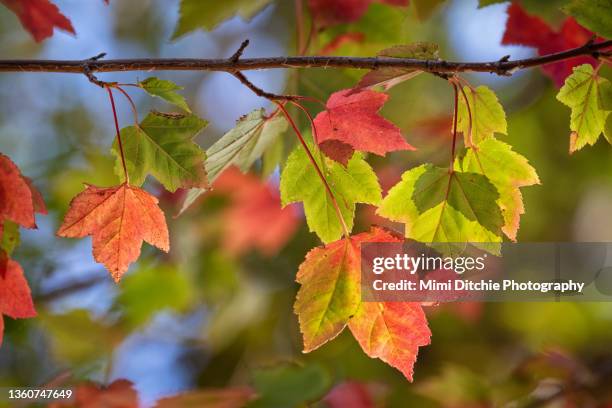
[313,89,415,164]
[213,168,298,256]
[0,259,37,346]
[501,2,598,87]
[0,0,75,42]
[57,183,169,282]
[324,381,385,408]
[0,153,47,277]
[308,0,408,27]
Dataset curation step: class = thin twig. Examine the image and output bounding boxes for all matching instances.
[0,40,608,75]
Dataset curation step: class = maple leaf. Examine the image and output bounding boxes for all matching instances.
[138,77,191,113]
[501,2,598,87]
[295,226,430,380]
[313,89,414,164]
[457,85,507,146]
[179,108,288,215]
[378,164,503,254]
[172,0,273,39]
[556,64,612,153]
[111,111,209,192]
[154,387,255,408]
[349,301,431,381]
[57,183,169,282]
[0,0,74,42]
[320,32,365,55]
[50,379,138,408]
[357,42,439,91]
[308,0,408,28]
[0,259,37,346]
[0,153,47,229]
[280,144,381,243]
[295,226,400,350]
[213,168,298,256]
[461,139,540,241]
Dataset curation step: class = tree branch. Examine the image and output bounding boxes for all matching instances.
[0,40,609,76]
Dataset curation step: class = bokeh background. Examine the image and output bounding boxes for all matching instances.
[1,0,612,406]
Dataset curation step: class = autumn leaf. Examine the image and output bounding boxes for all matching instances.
[348,301,431,381]
[0,0,74,42]
[154,387,255,408]
[172,0,273,39]
[214,168,298,256]
[138,77,192,113]
[556,64,612,153]
[308,0,408,27]
[294,226,402,351]
[313,89,414,164]
[50,379,139,408]
[57,183,169,282]
[461,139,540,240]
[280,144,381,243]
[111,111,209,192]
[457,85,507,146]
[0,153,47,229]
[357,42,439,91]
[502,2,598,87]
[0,259,37,346]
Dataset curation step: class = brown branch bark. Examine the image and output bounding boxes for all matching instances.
[0,39,609,76]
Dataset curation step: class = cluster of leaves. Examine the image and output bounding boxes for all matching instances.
[0,0,611,396]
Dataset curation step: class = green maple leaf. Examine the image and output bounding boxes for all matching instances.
[178,108,287,215]
[1,221,20,255]
[280,144,381,243]
[461,139,539,241]
[206,108,287,182]
[139,77,191,113]
[556,64,612,153]
[112,111,209,192]
[378,164,503,252]
[563,0,612,38]
[457,85,507,146]
[172,0,273,39]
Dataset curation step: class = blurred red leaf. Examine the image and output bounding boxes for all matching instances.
[214,168,298,256]
[320,32,365,55]
[0,0,74,42]
[154,387,256,408]
[57,183,169,282]
[51,379,138,408]
[324,381,383,408]
[0,259,36,347]
[308,0,408,27]
[313,89,415,164]
[501,2,598,87]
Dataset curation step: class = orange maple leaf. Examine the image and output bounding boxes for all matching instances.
[57,183,169,282]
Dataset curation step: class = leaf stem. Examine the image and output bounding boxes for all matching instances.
[112,85,140,125]
[275,101,350,238]
[450,82,459,171]
[106,86,130,184]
